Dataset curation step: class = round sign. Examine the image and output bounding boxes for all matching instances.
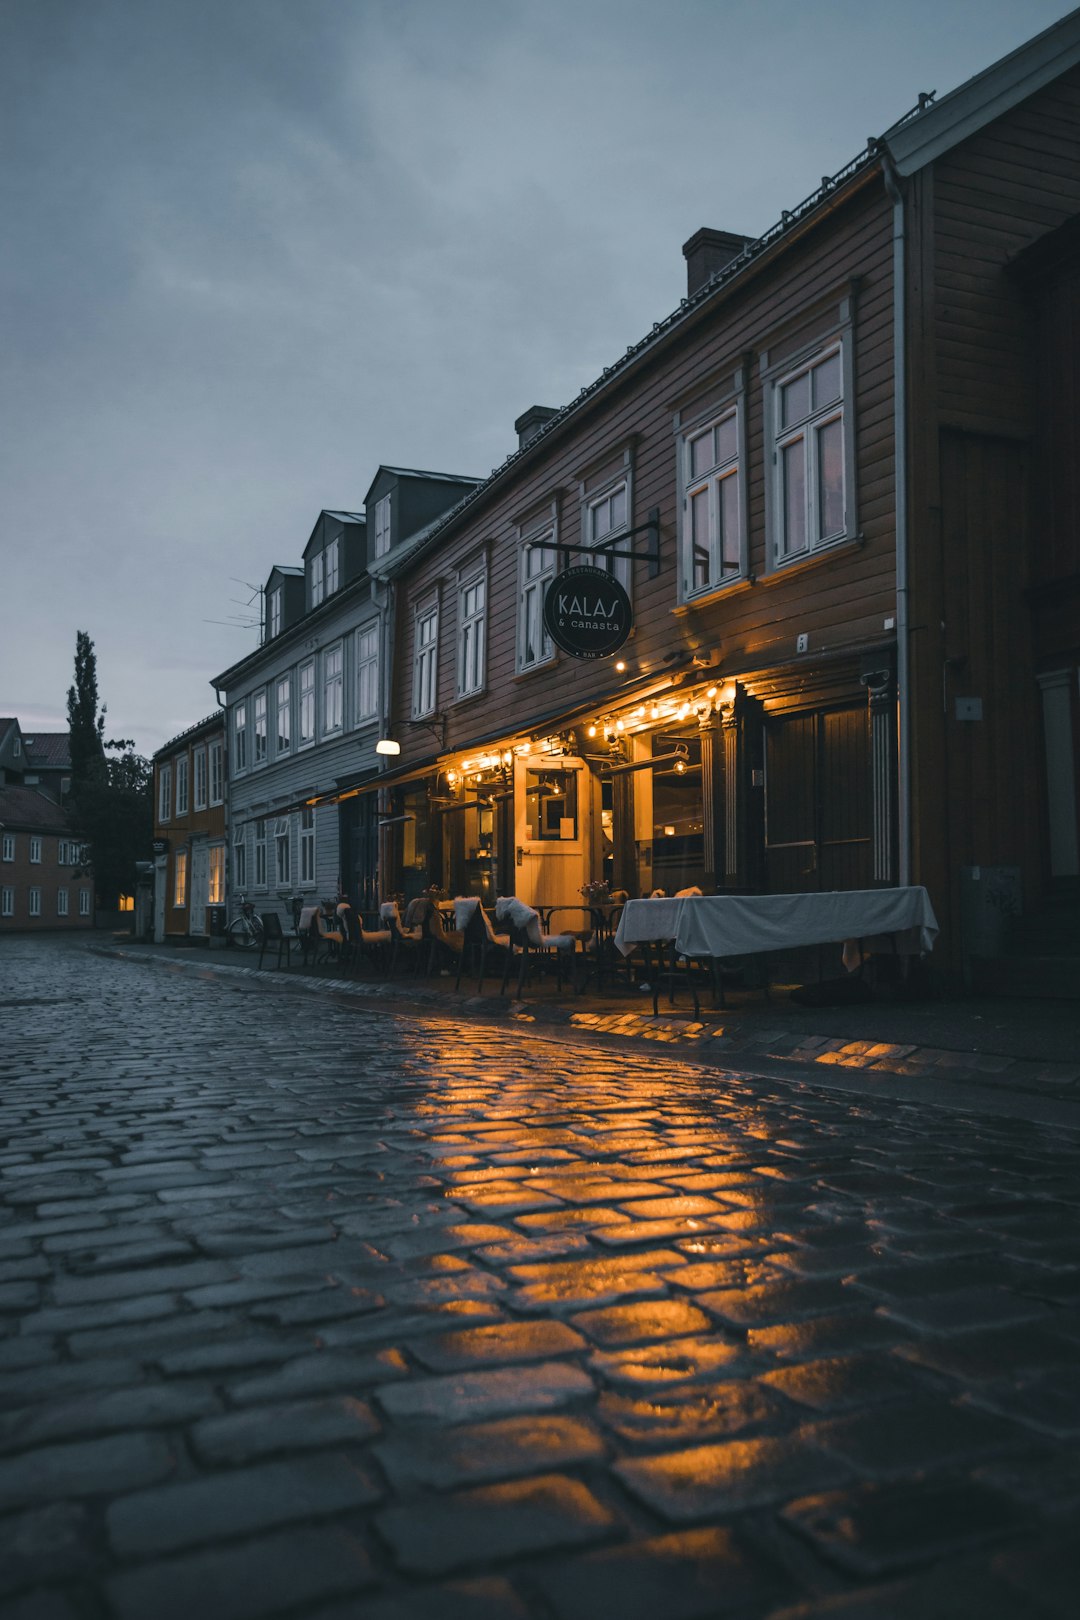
[543,564,633,661]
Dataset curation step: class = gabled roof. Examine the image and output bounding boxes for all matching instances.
[322,510,366,525]
[24,733,70,769]
[152,712,224,761]
[0,785,76,833]
[362,466,483,506]
[368,509,463,582]
[885,7,1080,177]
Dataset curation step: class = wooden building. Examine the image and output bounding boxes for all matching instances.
[152,713,227,942]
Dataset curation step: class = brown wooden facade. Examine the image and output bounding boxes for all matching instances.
[152,714,227,941]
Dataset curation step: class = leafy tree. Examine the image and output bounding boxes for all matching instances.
[65,631,152,910]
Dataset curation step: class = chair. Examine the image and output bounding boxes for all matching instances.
[257,911,291,971]
[453,897,510,993]
[379,901,424,976]
[295,906,320,968]
[314,908,344,966]
[336,904,391,974]
[495,897,582,998]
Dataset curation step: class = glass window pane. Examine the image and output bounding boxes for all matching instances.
[610,485,627,529]
[715,413,737,466]
[719,472,740,572]
[782,439,806,555]
[817,417,845,538]
[813,350,842,408]
[690,429,714,481]
[781,371,810,429]
[690,488,711,589]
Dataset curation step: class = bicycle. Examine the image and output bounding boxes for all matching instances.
[226,895,265,950]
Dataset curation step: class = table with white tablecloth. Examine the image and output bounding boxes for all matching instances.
[614,888,939,962]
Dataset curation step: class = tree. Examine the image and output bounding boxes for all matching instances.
[65,631,152,911]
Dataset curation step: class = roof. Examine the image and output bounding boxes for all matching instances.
[153,712,224,760]
[362,465,483,505]
[24,733,70,768]
[0,786,76,833]
[267,565,304,580]
[322,510,366,525]
[368,510,462,582]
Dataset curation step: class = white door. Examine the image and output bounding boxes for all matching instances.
[513,755,589,911]
[189,842,209,934]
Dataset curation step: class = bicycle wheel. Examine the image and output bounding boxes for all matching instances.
[226,916,261,950]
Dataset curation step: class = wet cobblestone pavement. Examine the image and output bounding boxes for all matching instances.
[2,936,1079,1619]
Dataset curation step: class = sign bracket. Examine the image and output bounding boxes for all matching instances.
[525,509,661,580]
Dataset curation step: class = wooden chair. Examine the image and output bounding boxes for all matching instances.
[257,911,291,970]
[314,908,344,967]
[452,897,510,993]
[337,904,391,974]
[379,901,424,976]
[495,897,582,998]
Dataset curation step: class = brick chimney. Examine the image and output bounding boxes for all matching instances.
[515,405,559,449]
[682,228,754,297]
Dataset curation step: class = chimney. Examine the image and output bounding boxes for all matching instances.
[515,405,559,449]
[682,228,753,297]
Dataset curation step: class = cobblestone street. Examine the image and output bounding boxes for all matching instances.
[2,936,1079,1619]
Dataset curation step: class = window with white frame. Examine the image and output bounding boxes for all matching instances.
[233,702,248,772]
[233,823,247,890]
[2,834,13,862]
[374,494,391,557]
[57,888,69,917]
[30,837,41,864]
[276,676,291,755]
[309,548,325,608]
[79,888,91,916]
[208,845,225,905]
[680,405,742,598]
[253,819,267,888]
[299,661,315,746]
[209,740,224,805]
[158,764,172,822]
[457,574,486,698]
[325,537,340,596]
[274,817,290,887]
[29,887,41,917]
[269,586,282,638]
[299,807,315,885]
[355,625,379,722]
[175,755,189,817]
[173,850,187,907]
[1,886,13,916]
[323,643,343,734]
[193,746,207,810]
[517,529,557,672]
[586,480,632,592]
[253,690,267,764]
[769,340,848,565]
[13,736,20,757]
[57,840,68,865]
[412,601,438,718]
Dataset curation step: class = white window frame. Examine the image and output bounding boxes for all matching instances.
[374,494,391,558]
[355,624,379,724]
[276,675,291,756]
[269,586,282,638]
[517,521,558,674]
[299,807,316,886]
[325,537,340,596]
[233,702,248,773]
[254,819,267,889]
[57,888,69,917]
[175,755,189,817]
[677,397,746,601]
[79,888,91,917]
[274,817,290,888]
[173,850,187,908]
[412,600,439,719]
[158,764,172,823]
[28,887,41,917]
[299,660,316,747]
[29,836,42,864]
[1,886,13,916]
[208,844,225,905]
[209,740,224,806]
[585,477,632,594]
[309,548,325,608]
[457,571,486,699]
[2,834,13,862]
[253,690,268,764]
[323,642,343,735]
[233,823,247,890]
[764,332,854,569]
[193,746,208,811]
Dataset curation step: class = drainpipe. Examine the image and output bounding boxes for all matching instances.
[881,150,911,887]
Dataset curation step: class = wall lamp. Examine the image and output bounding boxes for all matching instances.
[375,738,401,756]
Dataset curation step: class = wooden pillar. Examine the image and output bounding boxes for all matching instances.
[866,670,898,884]
[697,715,720,890]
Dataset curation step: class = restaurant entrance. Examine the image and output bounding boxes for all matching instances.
[763,704,872,894]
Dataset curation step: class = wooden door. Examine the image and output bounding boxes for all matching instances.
[764,705,871,894]
[189,842,208,934]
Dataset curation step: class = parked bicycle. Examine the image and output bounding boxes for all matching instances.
[226,895,265,950]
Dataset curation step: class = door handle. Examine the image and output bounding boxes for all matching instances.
[516,845,524,867]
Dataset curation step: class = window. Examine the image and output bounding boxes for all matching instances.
[2,834,13,862]
[412,602,438,718]
[208,845,225,905]
[269,586,282,638]
[374,494,391,557]
[233,823,247,890]
[769,340,848,564]
[299,661,315,746]
[233,702,248,772]
[680,405,743,597]
[457,574,486,698]
[300,807,315,886]
[310,548,325,608]
[276,676,291,755]
[209,740,224,806]
[173,851,187,907]
[57,889,69,917]
[518,531,557,672]
[1,887,13,916]
[253,819,267,888]
[274,818,290,887]
[30,837,41,864]
[325,537,340,596]
[253,690,268,764]
[175,755,189,817]
[323,643,343,734]
[79,888,91,917]
[586,480,631,592]
[13,736,20,757]
[193,746,208,811]
[29,887,41,917]
[355,625,379,722]
[158,764,172,823]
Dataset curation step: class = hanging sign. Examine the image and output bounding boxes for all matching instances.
[543,564,632,660]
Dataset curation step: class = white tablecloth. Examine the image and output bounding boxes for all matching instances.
[614,888,938,958]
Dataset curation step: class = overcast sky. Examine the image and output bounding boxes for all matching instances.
[2,0,1073,757]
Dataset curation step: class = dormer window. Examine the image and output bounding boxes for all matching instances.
[374,495,391,558]
[269,587,282,638]
[325,537,340,595]
[310,550,325,608]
